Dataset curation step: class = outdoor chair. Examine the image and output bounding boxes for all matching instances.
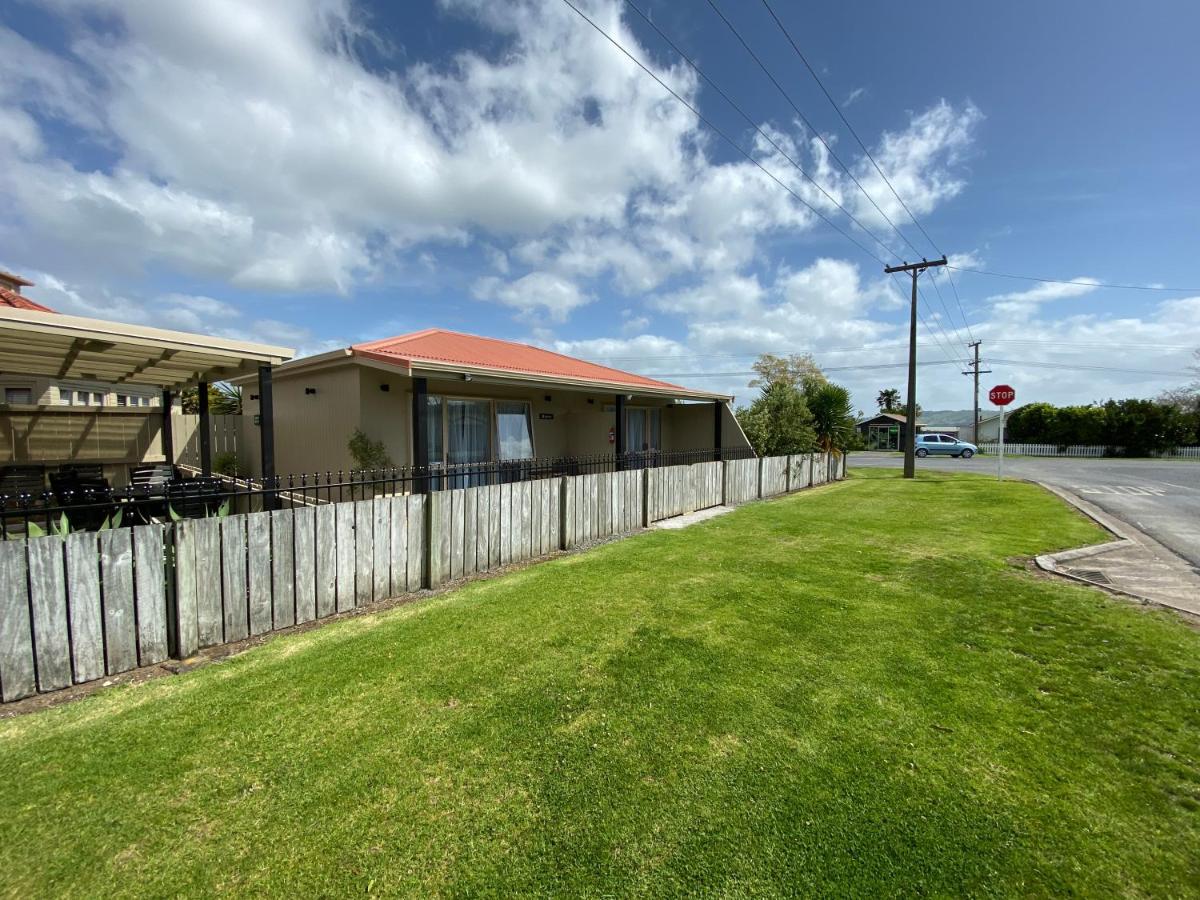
[0,464,47,499]
[49,467,116,531]
[164,477,225,520]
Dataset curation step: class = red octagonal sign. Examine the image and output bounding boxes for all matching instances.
[989,384,1016,406]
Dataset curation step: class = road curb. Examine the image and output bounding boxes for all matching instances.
[1032,482,1171,607]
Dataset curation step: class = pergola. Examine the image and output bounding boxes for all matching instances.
[0,306,293,490]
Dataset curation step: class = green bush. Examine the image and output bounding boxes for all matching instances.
[348,429,393,470]
[213,451,239,476]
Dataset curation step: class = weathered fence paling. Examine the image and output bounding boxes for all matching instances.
[0,453,843,702]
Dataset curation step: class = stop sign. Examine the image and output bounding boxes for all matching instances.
[989,384,1016,406]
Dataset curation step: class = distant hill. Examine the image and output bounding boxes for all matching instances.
[918,409,975,426]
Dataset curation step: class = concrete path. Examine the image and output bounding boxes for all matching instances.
[650,505,735,530]
[1032,484,1200,619]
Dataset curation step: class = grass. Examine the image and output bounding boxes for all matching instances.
[2,470,1199,897]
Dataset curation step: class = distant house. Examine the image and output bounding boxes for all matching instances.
[0,271,159,410]
[975,408,1020,443]
[857,412,921,451]
[237,328,752,477]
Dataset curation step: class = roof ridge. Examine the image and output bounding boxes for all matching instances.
[346,327,697,394]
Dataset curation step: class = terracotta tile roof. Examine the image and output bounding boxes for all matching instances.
[0,285,55,313]
[351,328,697,394]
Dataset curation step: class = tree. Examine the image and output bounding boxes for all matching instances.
[750,353,826,396]
[735,381,816,456]
[1103,398,1193,457]
[1158,350,1200,444]
[181,382,242,415]
[808,382,857,453]
[1006,402,1059,444]
[876,388,901,413]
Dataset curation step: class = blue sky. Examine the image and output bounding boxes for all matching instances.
[1,0,1198,414]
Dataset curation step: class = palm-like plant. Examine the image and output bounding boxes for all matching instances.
[876,388,901,413]
[809,382,856,454]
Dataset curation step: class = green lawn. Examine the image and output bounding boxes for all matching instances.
[3,471,1199,897]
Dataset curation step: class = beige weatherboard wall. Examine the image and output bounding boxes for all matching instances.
[0,306,293,478]
[240,346,752,476]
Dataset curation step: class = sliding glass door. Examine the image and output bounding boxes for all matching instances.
[424,396,535,487]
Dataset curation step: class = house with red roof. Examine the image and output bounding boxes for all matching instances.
[238,328,751,476]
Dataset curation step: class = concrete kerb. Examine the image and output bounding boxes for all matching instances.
[1032,481,1192,612]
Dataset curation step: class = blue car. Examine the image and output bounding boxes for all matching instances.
[914,433,977,458]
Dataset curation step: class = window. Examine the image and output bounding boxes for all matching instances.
[116,394,128,407]
[59,388,74,405]
[495,401,534,460]
[446,399,491,467]
[92,392,104,405]
[625,408,662,457]
[4,387,33,405]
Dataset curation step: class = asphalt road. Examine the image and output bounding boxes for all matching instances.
[849,452,1200,569]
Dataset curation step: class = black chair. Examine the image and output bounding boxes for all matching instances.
[49,467,116,531]
[0,464,47,498]
[164,477,225,519]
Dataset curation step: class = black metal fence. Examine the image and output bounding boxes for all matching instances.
[0,447,756,538]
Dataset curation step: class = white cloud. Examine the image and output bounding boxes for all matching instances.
[473,271,591,322]
[987,277,1099,319]
[0,0,982,325]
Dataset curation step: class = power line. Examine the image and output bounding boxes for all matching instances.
[563,0,966,367]
[640,358,1192,379]
[947,266,1200,293]
[620,0,901,265]
[558,0,888,267]
[586,338,1196,365]
[700,0,972,352]
[698,0,916,259]
[757,0,978,342]
[987,358,1190,377]
[640,359,964,378]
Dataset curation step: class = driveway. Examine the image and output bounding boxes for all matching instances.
[849,452,1200,569]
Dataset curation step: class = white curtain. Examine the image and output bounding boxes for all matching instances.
[496,401,534,460]
[447,399,489,487]
[627,409,646,453]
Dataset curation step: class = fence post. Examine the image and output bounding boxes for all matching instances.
[426,489,443,588]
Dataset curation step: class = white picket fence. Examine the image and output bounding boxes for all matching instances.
[0,452,847,703]
[978,443,1200,458]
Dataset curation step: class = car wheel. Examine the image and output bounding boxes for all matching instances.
[961,449,974,459]
[915,448,928,458]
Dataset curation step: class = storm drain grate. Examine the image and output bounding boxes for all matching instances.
[1067,568,1113,586]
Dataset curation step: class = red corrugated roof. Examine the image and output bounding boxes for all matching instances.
[351,328,692,393]
[0,285,54,313]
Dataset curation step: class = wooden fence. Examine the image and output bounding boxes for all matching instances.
[0,453,845,702]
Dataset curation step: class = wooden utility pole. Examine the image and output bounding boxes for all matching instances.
[883,257,947,478]
[962,341,991,444]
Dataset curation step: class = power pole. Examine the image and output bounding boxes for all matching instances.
[962,341,991,444]
[884,257,947,478]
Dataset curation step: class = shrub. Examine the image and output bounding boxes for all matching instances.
[213,451,239,476]
[348,429,393,470]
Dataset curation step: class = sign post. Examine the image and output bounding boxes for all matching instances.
[988,384,1015,479]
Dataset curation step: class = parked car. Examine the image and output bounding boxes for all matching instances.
[915,434,977,458]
